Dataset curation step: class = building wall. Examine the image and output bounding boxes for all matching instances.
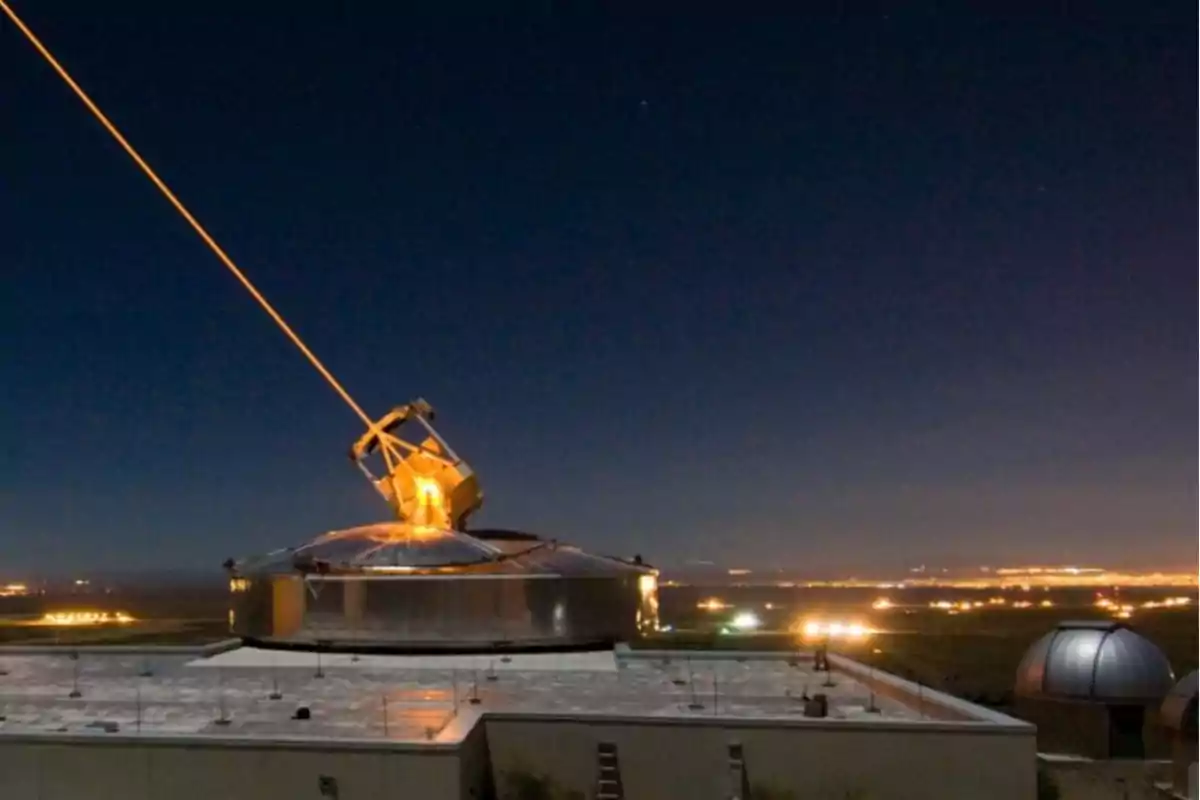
[1016,698,1171,759]
[1171,735,1198,797]
[827,652,1002,723]
[0,736,468,800]
[483,715,1037,800]
[0,714,1036,800]
[459,716,494,799]
[1017,699,1111,758]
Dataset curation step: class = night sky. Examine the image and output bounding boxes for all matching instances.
[1,3,1194,575]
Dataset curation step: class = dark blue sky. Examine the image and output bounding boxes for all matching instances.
[1,3,1194,574]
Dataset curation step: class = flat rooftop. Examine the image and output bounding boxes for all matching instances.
[0,645,1018,744]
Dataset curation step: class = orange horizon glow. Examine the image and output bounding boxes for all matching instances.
[757,568,1198,590]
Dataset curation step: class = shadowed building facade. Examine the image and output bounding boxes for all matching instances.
[1160,670,1197,798]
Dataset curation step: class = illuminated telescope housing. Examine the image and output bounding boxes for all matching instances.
[227,400,659,652]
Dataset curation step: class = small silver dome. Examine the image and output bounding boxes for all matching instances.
[1015,621,1175,703]
[1160,670,1198,737]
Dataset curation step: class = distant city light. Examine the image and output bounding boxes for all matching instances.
[730,611,761,631]
[727,569,751,576]
[929,600,976,612]
[871,598,893,610]
[1094,594,1192,618]
[0,583,29,597]
[797,619,873,639]
[712,569,1197,591]
[1142,597,1193,609]
[697,597,729,612]
[36,610,134,626]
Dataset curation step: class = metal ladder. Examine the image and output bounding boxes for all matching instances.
[596,741,624,800]
[727,741,751,800]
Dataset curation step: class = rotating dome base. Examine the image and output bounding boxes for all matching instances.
[227,523,660,654]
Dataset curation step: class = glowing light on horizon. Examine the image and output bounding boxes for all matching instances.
[697,597,729,612]
[36,610,134,626]
[730,611,761,631]
[796,619,873,639]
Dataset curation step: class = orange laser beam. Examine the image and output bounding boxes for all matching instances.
[0,0,374,429]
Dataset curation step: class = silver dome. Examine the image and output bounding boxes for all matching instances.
[237,522,649,576]
[1160,670,1198,736]
[242,523,502,571]
[1015,621,1175,703]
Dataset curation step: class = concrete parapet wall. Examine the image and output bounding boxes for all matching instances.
[0,638,243,657]
[828,652,1031,726]
[623,647,1033,726]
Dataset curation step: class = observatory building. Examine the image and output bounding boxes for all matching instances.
[227,400,658,652]
[0,645,1036,799]
[1014,620,1176,759]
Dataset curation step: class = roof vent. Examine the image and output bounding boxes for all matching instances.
[803,693,829,718]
